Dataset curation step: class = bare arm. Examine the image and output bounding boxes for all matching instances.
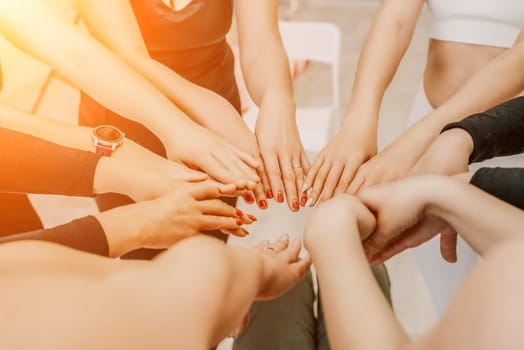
[304,195,408,350]
[236,0,309,211]
[303,0,424,203]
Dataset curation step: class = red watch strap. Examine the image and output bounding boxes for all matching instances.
[96,144,113,156]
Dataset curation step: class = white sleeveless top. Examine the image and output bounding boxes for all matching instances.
[427,0,524,48]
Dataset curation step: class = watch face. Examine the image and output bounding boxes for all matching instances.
[94,125,124,143]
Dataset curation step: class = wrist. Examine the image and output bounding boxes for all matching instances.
[260,89,296,118]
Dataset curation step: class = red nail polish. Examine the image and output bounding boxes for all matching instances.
[300,196,307,206]
[292,200,299,211]
[245,194,255,204]
[236,218,243,226]
[241,228,250,236]
[258,199,267,209]
[266,190,274,199]
[235,208,243,217]
[248,214,258,222]
[277,192,284,203]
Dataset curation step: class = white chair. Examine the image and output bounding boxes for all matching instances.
[242,20,341,154]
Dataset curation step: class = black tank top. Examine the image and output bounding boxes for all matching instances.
[79,0,240,156]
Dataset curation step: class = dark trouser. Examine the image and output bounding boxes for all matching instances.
[233,265,391,350]
[0,193,43,237]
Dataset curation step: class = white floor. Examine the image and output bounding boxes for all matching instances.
[0,0,440,347]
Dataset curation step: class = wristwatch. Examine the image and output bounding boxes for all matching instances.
[91,125,125,156]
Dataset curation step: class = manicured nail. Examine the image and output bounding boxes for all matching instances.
[241,228,250,236]
[280,234,289,242]
[292,200,299,211]
[247,214,258,222]
[277,192,284,203]
[236,218,243,226]
[258,199,268,209]
[244,194,255,204]
[300,196,307,206]
[306,197,314,207]
[266,190,274,199]
[235,208,243,217]
[301,183,309,192]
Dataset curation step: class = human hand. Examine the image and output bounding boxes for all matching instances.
[255,234,312,300]
[347,129,433,194]
[164,119,261,190]
[189,93,271,209]
[303,123,377,207]
[411,128,473,176]
[304,194,376,253]
[358,176,457,264]
[255,91,310,211]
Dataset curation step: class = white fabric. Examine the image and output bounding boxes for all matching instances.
[427,0,524,48]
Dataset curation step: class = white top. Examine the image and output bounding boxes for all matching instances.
[427,0,524,48]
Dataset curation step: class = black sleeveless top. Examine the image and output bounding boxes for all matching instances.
[79,0,240,155]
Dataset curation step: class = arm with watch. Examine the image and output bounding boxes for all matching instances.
[0,126,256,257]
[412,95,524,209]
[0,0,260,190]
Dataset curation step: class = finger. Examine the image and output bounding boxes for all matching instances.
[256,157,272,200]
[252,183,268,209]
[335,164,358,194]
[188,183,221,200]
[199,215,243,231]
[267,234,290,253]
[440,228,458,263]
[262,152,284,203]
[256,240,270,249]
[280,155,299,211]
[291,255,312,280]
[221,227,250,238]
[319,162,344,201]
[303,155,324,193]
[282,238,302,263]
[212,150,249,189]
[229,147,261,188]
[308,162,331,207]
[199,199,239,217]
[232,146,261,170]
[299,153,311,206]
[241,192,256,205]
[201,157,244,188]
[179,168,209,182]
[347,165,367,194]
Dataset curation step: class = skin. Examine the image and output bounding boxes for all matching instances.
[304,191,524,350]
[0,0,260,190]
[0,235,311,349]
[303,0,524,205]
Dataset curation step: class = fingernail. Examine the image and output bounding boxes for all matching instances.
[247,214,258,222]
[277,192,284,203]
[306,197,314,207]
[236,218,243,226]
[280,234,289,242]
[266,190,274,199]
[258,199,268,209]
[244,194,255,204]
[292,200,299,211]
[241,228,250,236]
[300,196,307,206]
[235,208,243,217]
[301,183,309,192]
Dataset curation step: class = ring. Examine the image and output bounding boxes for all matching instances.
[293,163,301,169]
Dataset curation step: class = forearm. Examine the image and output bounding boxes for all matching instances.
[0,0,191,144]
[342,0,423,128]
[309,220,408,350]
[426,177,524,255]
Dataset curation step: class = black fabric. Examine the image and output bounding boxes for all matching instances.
[0,215,109,256]
[79,0,240,156]
[470,167,524,210]
[442,96,524,164]
[0,127,102,196]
